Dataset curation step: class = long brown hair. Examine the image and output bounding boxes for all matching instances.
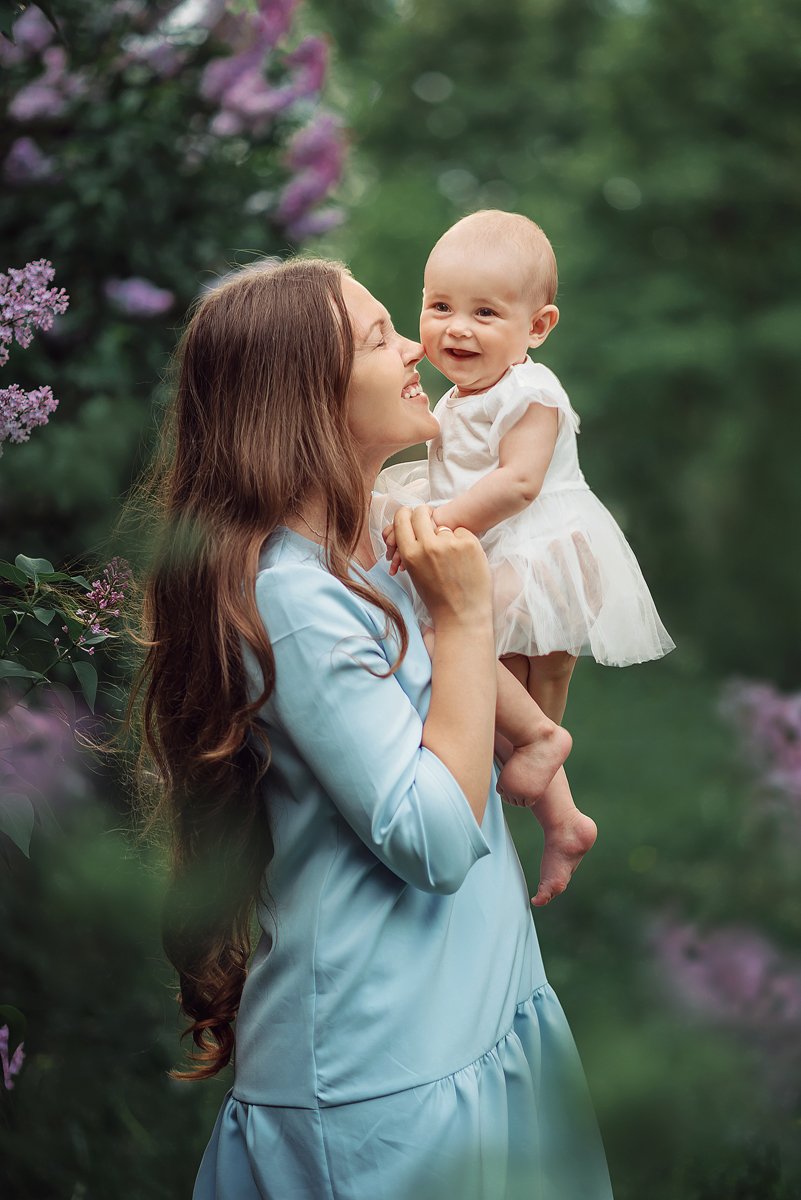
[127,257,408,1080]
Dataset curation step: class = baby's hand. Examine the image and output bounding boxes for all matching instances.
[382,523,404,575]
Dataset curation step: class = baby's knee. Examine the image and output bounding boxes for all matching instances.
[529,651,576,683]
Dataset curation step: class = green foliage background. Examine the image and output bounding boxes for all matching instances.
[3,1,801,1198]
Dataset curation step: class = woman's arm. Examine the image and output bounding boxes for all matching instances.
[254,556,493,895]
[433,403,558,536]
[393,506,496,823]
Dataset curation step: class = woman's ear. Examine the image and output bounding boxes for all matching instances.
[529,304,560,348]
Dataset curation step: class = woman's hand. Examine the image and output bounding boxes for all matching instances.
[393,505,492,630]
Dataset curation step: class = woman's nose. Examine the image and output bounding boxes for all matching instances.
[402,336,424,365]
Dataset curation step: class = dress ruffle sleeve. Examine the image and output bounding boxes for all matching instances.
[485,361,580,457]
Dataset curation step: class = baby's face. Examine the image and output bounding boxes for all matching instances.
[421,245,543,396]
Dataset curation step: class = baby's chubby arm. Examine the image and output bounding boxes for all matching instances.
[434,402,558,537]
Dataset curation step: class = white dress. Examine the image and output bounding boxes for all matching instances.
[371,357,675,666]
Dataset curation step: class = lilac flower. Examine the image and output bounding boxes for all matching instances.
[285,36,328,100]
[7,82,67,122]
[74,557,132,646]
[0,695,86,807]
[0,384,58,454]
[652,917,801,1028]
[286,208,344,240]
[104,277,174,318]
[0,1025,24,1091]
[720,680,801,805]
[0,259,70,368]
[276,115,345,228]
[259,0,301,45]
[9,5,54,56]
[3,137,59,185]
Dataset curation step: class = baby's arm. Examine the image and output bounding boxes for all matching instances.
[434,403,558,536]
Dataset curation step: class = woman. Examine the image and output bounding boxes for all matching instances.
[133,257,613,1199]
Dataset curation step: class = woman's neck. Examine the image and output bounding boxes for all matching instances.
[285,493,377,571]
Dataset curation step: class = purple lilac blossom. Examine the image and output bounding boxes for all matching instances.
[285,36,328,99]
[276,114,345,228]
[104,277,175,317]
[7,82,66,122]
[0,259,70,367]
[74,557,132,643]
[0,384,58,453]
[0,1025,24,1091]
[7,43,88,123]
[2,137,59,185]
[720,681,801,802]
[1,698,79,805]
[259,0,300,44]
[652,917,801,1028]
[286,208,344,240]
[1,5,55,64]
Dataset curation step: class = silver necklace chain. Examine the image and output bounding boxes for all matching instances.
[291,509,374,571]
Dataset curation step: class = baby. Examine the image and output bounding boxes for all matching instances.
[378,210,674,904]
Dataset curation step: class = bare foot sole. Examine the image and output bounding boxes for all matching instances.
[531,811,598,908]
[496,725,572,805]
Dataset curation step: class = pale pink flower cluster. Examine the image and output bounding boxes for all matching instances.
[277,112,346,239]
[201,3,328,139]
[0,259,69,455]
[68,557,132,654]
[0,695,86,804]
[720,680,801,805]
[0,1025,24,1091]
[652,916,801,1107]
[2,1,345,242]
[0,259,69,366]
[0,383,58,452]
[104,277,175,318]
[653,918,801,1028]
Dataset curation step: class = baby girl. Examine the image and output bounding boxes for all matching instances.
[376,209,674,904]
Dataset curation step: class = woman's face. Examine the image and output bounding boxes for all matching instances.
[343,275,438,471]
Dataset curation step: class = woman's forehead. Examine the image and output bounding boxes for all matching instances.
[342,275,391,336]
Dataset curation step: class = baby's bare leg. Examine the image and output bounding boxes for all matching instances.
[528,650,577,724]
[494,655,571,803]
[523,652,597,906]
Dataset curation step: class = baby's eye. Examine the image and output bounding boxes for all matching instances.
[433,302,450,313]
[476,307,496,318]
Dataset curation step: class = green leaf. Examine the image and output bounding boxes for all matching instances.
[0,659,45,681]
[32,607,56,625]
[0,561,27,587]
[72,659,98,712]
[0,2,18,42]
[15,554,55,579]
[0,792,35,857]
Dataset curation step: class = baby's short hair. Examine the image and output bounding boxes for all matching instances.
[432,209,558,307]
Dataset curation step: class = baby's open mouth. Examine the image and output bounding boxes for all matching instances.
[445,348,479,359]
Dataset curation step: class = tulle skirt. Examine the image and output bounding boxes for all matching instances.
[371,466,675,666]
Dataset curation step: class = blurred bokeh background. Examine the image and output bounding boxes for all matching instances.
[2,1,800,1196]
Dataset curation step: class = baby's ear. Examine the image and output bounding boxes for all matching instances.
[529,304,560,348]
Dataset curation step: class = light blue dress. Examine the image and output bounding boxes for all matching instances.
[192,526,613,1200]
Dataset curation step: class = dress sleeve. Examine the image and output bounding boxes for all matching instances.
[485,362,580,457]
[254,564,490,894]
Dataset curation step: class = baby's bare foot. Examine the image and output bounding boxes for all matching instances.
[531,811,597,908]
[496,725,572,806]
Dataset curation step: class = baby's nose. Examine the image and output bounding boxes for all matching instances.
[446,316,471,336]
